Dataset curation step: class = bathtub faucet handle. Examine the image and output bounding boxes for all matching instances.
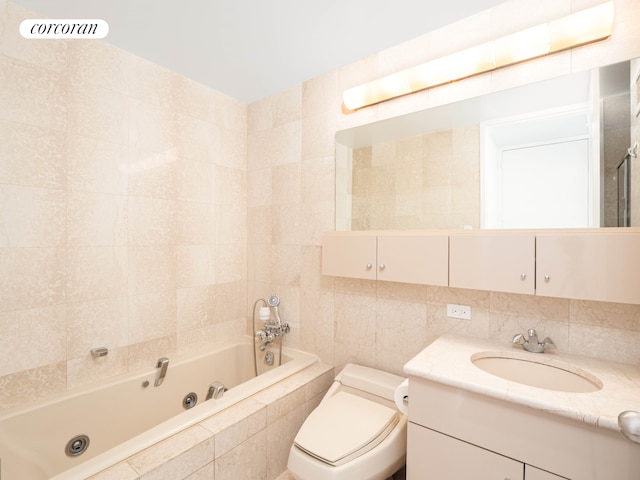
[154,357,169,387]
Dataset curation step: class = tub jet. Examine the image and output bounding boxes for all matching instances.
[183,392,198,409]
[65,434,90,457]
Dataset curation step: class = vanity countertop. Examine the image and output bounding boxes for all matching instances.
[404,334,640,432]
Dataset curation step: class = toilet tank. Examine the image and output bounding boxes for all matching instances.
[337,364,406,402]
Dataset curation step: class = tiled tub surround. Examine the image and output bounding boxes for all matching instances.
[0,0,249,412]
[1,344,331,480]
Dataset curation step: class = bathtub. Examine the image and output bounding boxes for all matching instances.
[0,339,318,479]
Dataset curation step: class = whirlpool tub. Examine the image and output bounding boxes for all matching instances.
[0,339,319,479]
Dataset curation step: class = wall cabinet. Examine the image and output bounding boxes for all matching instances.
[536,232,640,304]
[321,232,448,286]
[322,229,640,304]
[449,232,535,295]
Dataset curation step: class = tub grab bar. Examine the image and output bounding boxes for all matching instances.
[154,357,169,387]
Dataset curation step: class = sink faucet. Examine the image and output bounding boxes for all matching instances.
[512,329,556,353]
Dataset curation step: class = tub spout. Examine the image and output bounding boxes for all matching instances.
[154,357,169,387]
[206,381,226,400]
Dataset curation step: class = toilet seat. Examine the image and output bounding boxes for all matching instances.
[293,391,399,467]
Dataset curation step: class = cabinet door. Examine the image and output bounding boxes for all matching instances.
[408,423,524,480]
[449,233,535,294]
[525,465,568,480]
[377,233,448,286]
[536,232,640,304]
[321,233,376,280]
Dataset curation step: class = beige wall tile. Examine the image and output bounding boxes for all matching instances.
[177,245,215,288]
[127,245,176,295]
[0,56,67,131]
[177,286,213,334]
[88,461,139,480]
[68,80,128,144]
[67,135,129,195]
[66,347,129,390]
[68,191,128,246]
[186,463,214,480]
[0,305,66,375]
[567,323,640,364]
[129,99,176,153]
[66,297,128,358]
[0,362,66,411]
[127,147,178,199]
[129,425,213,480]
[128,196,176,246]
[0,120,66,188]
[127,335,176,372]
[66,40,131,94]
[177,159,215,203]
[0,185,65,247]
[214,429,267,480]
[0,2,67,72]
[0,247,66,311]
[128,291,177,344]
[266,402,306,479]
[67,246,128,302]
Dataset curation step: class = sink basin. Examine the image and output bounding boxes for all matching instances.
[471,352,603,393]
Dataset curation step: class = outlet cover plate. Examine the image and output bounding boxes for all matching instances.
[447,303,471,320]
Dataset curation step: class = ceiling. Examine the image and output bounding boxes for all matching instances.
[11,0,507,103]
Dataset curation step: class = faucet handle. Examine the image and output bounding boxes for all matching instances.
[512,333,525,345]
[542,337,556,350]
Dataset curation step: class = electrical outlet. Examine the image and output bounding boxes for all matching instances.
[447,303,471,320]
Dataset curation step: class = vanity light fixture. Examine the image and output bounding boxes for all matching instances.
[343,1,614,112]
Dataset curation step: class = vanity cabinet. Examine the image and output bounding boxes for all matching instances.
[408,423,524,479]
[449,232,535,294]
[536,231,640,304]
[526,466,568,480]
[408,424,568,479]
[407,376,639,479]
[321,231,448,286]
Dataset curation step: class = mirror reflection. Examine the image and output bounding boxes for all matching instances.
[336,58,640,231]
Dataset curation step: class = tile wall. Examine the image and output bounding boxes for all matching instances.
[0,1,248,410]
[247,0,640,378]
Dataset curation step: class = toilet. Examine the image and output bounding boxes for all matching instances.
[287,364,407,480]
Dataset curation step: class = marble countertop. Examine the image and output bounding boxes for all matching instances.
[403,334,640,432]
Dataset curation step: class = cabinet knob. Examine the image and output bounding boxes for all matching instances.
[379,264,386,271]
[544,275,551,282]
[366,263,373,270]
[520,273,526,280]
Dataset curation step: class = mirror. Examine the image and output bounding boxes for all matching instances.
[336,58,640,231]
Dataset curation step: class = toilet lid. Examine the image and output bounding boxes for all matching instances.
[293,391,399,467]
